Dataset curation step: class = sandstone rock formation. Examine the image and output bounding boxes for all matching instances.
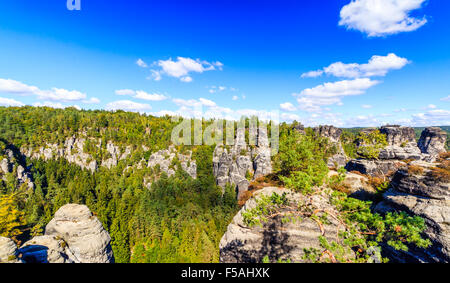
[0,148,34,190]
[147,145,197,179]
[378,125,422,160]
[21,136,133,172]
[42,204,114,263]
[345,159,406,177]
[375,162,450,262]
[314,125,348,168]
[328,170,376,201]
[220,187,353,263]
[0,237,23,263]
[418,127,447,157]
[19,235,78,263]
[213,127,272,199]
[1,204,114,263]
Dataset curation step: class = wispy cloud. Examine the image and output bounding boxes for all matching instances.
[106,100,152,112]
[149,57,223,82]
[0,78,96,103]
[295,78,380,112]
[301,53,409,79]
[115,89,168,101]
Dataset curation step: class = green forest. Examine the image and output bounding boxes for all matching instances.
[0,106,444,263]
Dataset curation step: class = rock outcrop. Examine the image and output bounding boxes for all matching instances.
[1,204,115,263]
[418,127,447,157]
[21,136,134,172]
[220,187,353,263]
[375,162,450,262]
[314,125,348,168]
[0,149,34,190]
[345,159,405,177]
[378,126,422,161]
[0,237,23,263]
[147,145,197,179]
[213,127,272,199]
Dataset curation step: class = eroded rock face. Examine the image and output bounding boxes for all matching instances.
[147,145,197,180]
[380,125,416,146]
[19,235,78,263]
[0,149,34,190]
[213,127,272,199]
[418,127,447,157]
[345,159,405,177]
[0,237,22,263]
[42,204,114,263]
[375,162,450,263]
[313,125,348,168]
[219,187,351,263]
[378,126,422,161]
[2,204,114,263]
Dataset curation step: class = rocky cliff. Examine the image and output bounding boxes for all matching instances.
[0,204,114,263]
[313,125,348,168]
[375,160,450,262]
[220,187,354,263]
[213,127,272,199]
[0,148,34,190]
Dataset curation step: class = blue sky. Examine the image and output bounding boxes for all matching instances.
[0,0,449,127]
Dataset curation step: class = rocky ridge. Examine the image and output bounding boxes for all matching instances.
[0,204,114,263]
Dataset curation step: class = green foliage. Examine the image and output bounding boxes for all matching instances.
[274,128,330,193]
[356,130,388,159]
[0,193,26,239]
[242,192,289,227]
[331,191,431,259]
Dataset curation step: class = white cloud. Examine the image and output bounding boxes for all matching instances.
[339,0,428,37]
[232,95,239,101]
[180,76,193,83]
[0,96,24,107]
[106,100,152,112]
[281,113,301,122]
[441,95,450,102]
[0,78,97,103]
[82,97,101,104]
[411,109,450,126]
[362,104,373,109]
[427,104,437,109]
[301,53,409,79]
[295,78,380,112]
[136,58,148,68]
[172,97,217,108]
[115,89,168,101]
[115,89,136,96]
[301,70,324,78]
[280,102,297,112]
[149,57,223,82]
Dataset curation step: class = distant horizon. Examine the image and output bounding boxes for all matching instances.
[0,1,449,127]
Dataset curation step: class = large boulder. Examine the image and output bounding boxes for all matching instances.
[375,162,450,262]
[0,237,22,263]
[43,204,114,263]
[314,125,342,143]
[418,127,447,157]
[345,159,405,177]
[220,187,352,263]
[19,235,78,263]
